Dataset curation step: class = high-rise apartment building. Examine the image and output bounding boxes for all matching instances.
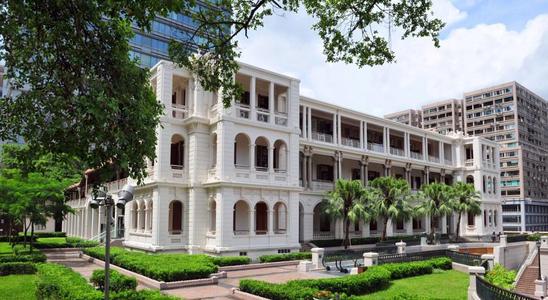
[422,99,464,135]
[386,81,548,232]
[384,109,422,128]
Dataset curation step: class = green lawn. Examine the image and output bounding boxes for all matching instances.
[0,242,13,255]
[0,274,37,300]
[36,237,66,245]
[355,270,469,300]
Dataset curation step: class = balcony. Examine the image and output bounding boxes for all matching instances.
[275,115,288,126]
[311,132,334,143]
[105,177,128,193]
[313,231,335,240]
[410,151,423,160]
[390,147,405,157]
[341,137,360,148]
[257,110,269,123]
[311,180,334,191]
[444,159,453,166]
[428,156,440,163]
[465,159,474,167]
[367,142,384,153]
[171,104,188,119]
[236,105,250,119]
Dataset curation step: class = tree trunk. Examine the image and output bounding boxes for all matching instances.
[456,212,462,242]
[30,222,35,253]
[23,218,30,248]
[382,218,388,241]
[344,217,350,249]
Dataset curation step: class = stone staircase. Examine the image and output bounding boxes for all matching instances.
[515,253,539,297]
[42,248,82,262]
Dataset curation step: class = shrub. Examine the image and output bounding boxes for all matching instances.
[111,290,180,300]
[19,232,66,238]
[310,239,344,248]
[259,252,312,263]
[485,264,516,290]
[35,237,98,249]
[91,269,137,292]
[240,279,318,300]
[0,262,37,275]
[84,247,218,281]
[0,253,47,263]
[377,261,433,279]
[427,257,452,270]
[527,233,541,241]
[209,256,250,266]
[36,263,103,300]
[0,236,37,243]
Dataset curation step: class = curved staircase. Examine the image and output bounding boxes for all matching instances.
[515,253,539,297]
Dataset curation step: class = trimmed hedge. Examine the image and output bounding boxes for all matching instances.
[240,257,453,299]
[0,262,37,276]
[84,246,218,281]
[0,236,37,243]
[91,269,137,292]
[19,232,66,238]
[0,253,47,263]
[35,237,99,249]
[35,263,178,300]
[312,235,425,248]
[209,256,251,266]
[259,252,312,263]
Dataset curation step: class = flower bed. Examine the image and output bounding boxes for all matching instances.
[240,257,453,299]
[259,252,312,263]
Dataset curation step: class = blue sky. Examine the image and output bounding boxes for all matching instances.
[238,0,548,116]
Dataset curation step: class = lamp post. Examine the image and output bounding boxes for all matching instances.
[90,184,135,300]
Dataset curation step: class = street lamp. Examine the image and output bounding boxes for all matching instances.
[91,184,135,300]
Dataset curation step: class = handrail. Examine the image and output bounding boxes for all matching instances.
[476,275,536,300]
[515,243,537,286]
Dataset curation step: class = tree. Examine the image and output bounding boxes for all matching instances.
[416,182,454,242]
[452,182,481,242]
[323,179,376,249]
[369,176,414,241]
[0,1,444,181]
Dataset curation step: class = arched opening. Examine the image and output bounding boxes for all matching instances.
[313,202,333,239]
[273,140,288,172]
[234,133,251,168]
[131,201,138,230]
[233,200,250,235]
[168,200,183,234]
[466,175,474,184]
[171,135,185,169]
[255,137,269,171]
[255,202,268,234]
[211,133,217,168]
[273,202,287,233]
[209,200,216,233]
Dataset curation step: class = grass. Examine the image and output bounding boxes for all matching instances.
[36,237,66,245]
[0,274,37,300]
[354,270,468,300]
[0,242,13,255]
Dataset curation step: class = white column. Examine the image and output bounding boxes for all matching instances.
[268,146,274,173]
[307,107,312,139]
[332,113,337,144]
[337,113,342,145]
[384,127,389,153]
[439,142,444,163]
[423,137,428,161]
[405,132,410,157]
[97,206,103,235]
[249,209,256,236]
[268,209,274,235]
[269,81,275,123]
[250,76,256,120]
[364,122,368,150]
[249,144,255,171]
[359,121,364,149]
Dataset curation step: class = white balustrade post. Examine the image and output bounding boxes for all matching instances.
[363,252,379,267]
[311,248,325,269]
[396,241,407,254]
[467,266,485,300]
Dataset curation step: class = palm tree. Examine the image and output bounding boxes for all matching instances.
[417,182,454,243]
[323,179,376,249]
[369,177,414,241]
[452,182,481,242]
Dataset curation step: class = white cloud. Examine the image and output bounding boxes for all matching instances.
[237,2,548,117]
[432,0,468,25]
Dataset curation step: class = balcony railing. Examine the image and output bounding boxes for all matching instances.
[465,159,474,166]
[313,231,335,240]
[257,112,269,123]
[367,142,384,153]
[410,151,423,160]
[311,131,334,143]
[428,155,440,163]
[275,115,288,126]
[444,158,453,166]
[390,147,405,157]
[105,177,128,192]
[341,137,360,148]
[171,104,188,119]
[234,164,250,169]
[311,180,334,191]
[237,106,250,119]
[255,166,268,172]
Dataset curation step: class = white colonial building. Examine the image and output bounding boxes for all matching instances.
[63,61,503,258]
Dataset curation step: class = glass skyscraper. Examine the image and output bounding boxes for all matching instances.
[129,8,206,68]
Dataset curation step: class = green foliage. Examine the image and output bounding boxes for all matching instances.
[0,274,37,300]
[90,269,137,292]
[240,279,319,300]
[19,232,66,238]
[84,246,218,281]
[452,182,481,241]
[427,257,453,270]
[259,252,312,263]
[324,179,377,248]
[209,255,250,266]
[0,2,164,183]
[416,183,455,241]
[0,262,37,276]
[110,290,180,300]
[370,177,415,240]
[0,253,46,263]
[527,233,541,241]
[485,264,516,290]
[35,263,103,300]
[34,237,98,249]
[376,261,433,279]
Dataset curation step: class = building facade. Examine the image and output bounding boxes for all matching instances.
[422,99,464,135]
[63,61,502,258]
[386,81,548,233]
[384,109,422,128]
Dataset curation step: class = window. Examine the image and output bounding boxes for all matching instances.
[396,219,404,231]
[413,218,422,230]
[169,201,183,234]
[317,164,334,181]
[257,95,269,110]
[370,220,378,231]
[468,212,475,226]
[351,168,361,180]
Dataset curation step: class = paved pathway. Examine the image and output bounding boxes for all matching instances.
[47,250,337,300]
